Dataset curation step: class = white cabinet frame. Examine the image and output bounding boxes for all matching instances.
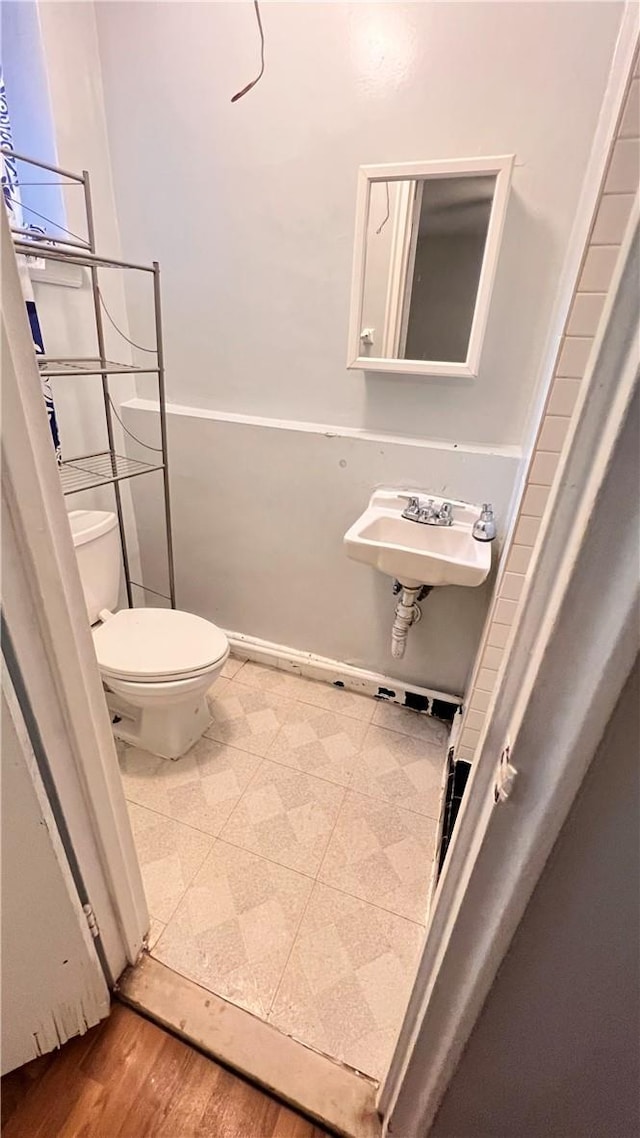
[347,155,514,378]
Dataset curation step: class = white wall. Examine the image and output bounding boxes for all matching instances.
[96,1,622,440]
[86,3,624,687]
[36,0,137,437]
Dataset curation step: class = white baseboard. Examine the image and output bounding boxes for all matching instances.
[224,629,461,719]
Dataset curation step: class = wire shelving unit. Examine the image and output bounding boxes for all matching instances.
[3,147,176,609]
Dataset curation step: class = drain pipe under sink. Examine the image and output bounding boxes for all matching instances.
[390,582,432,659]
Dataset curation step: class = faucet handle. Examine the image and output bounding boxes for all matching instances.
[433,501,454,526]
[418,498,437,523]
[400,494,421,520]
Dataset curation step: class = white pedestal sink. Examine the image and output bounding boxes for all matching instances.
[344,489,491,588]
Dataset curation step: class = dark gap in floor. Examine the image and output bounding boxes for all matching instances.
[438,754,472,879]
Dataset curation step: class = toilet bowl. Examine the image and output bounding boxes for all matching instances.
[95,606,229,759]
[69,510,229,760]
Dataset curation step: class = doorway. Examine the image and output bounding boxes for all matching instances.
[2,31,637,1135]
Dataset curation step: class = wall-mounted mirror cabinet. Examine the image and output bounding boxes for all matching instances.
[347,156,514,377]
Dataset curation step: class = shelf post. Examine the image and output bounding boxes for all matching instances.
[83,169,134,608]
[152,262,176,609]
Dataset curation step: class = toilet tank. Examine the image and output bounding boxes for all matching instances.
[68,510,121,624]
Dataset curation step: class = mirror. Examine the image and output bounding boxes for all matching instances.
[347,157,514,377]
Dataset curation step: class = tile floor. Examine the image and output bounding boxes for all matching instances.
[119,658,449,1081]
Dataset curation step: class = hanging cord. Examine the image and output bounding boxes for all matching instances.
[231,0,265,102]
[95,292,162,451]
[97,287,157,353]
[376,182,390,235]
[108,395,163,453]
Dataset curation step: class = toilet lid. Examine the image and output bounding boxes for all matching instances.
[93,608,229,682]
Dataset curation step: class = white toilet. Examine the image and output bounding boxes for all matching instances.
[69,509,229,760]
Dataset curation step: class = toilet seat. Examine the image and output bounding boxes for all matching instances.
[93,607,229,684]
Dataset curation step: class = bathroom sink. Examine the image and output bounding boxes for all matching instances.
[344,489,491,588]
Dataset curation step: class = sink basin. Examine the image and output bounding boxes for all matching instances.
[344,489,491,588]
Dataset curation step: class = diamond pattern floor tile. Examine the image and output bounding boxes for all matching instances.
[127,802,213,923]
[318,791,437,923]
[269,883,424,1079]
[234,661,320,701]
[220,760,345,875]
[371,702,450,746]
[221,655,246,679]
[119,736,261,836]
[350,725,445,818]
[152,841,313,1019]
[123,666,445,1083]
[205,680,292,756]
[296,683,376,723]
[269,704,368,787]
[205,676,229,701]
[238,661,376,722]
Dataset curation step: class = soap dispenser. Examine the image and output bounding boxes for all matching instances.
[472,503,496,542]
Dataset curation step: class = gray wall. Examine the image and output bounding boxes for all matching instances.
[124,403,519,693]
[431,659,640,1137]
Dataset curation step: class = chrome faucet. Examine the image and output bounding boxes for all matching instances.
[400,495,454,526]
[472,503,497,541]
[432,501,454,527]
[418,498,438,524]
[400,494,421,521]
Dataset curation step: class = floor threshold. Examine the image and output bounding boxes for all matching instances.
[117,954,382,1138]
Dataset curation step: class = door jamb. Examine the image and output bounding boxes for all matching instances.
[1,10,636,1116]
[382,197,639,1134]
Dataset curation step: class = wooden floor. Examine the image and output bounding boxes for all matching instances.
[1,1003,330,1137]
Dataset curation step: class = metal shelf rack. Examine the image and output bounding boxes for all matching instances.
[38,358,162,378]
[4,147,176,609]
[58,453,166,496]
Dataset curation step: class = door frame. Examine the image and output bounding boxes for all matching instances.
[2,13,636,1127]
[381,193,639,1133]
[1,208,148,982]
